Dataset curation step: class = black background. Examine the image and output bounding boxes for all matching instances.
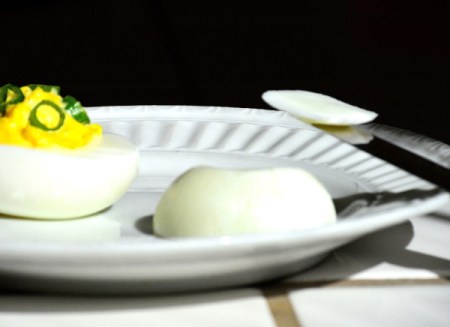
[1,0,449,143]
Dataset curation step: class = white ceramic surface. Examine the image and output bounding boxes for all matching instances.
[0,105,448,294]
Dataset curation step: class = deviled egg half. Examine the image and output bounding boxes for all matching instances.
[154,166,336,237]
[0,84,138,219]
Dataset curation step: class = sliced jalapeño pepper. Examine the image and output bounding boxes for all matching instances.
[63,95,90,124]
[29,100,65,131]
[0,83,25,116]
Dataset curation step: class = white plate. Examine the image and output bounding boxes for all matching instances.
[0,106,448,294]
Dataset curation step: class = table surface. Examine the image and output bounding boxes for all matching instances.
[1,199,449,327]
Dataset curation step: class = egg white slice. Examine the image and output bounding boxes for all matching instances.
[262,90,378,126]
[0,134,139,219]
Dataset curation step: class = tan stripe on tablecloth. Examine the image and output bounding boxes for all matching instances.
[261,278,448,326]
[278,277,450,290]
[263,287,302,327]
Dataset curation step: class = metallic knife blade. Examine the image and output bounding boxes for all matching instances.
[314,123,450,192]
[359,123,450,169]
[354,123,450,192]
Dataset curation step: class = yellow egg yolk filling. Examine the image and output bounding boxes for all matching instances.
[0,86,102,149]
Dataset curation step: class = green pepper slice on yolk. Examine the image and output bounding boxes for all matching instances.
[63,95,90,124]
[29,100,66,131]
[0,84,25,116]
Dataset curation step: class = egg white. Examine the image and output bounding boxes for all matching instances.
[262,90,378,125]
[154,166,337,237]
[0,134,139,219]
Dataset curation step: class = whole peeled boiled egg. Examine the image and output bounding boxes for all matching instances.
[154,166,336,237]
[0,84,138,219]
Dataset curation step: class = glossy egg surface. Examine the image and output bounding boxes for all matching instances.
[0,134,139,219]
[154,166,336,237]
